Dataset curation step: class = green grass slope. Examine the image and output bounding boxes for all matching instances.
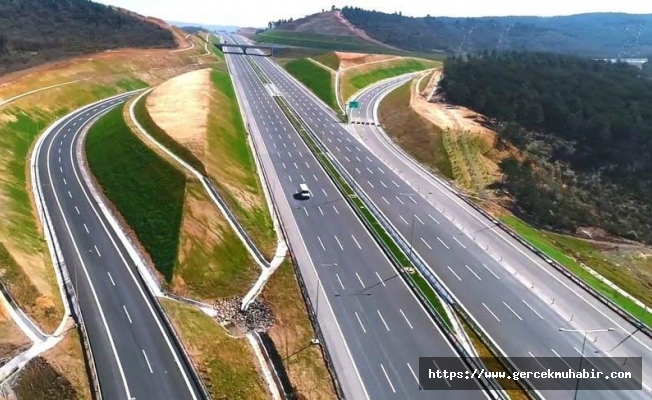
[255,30,387,53]
[284,59,338,111]
[86,104,185,282]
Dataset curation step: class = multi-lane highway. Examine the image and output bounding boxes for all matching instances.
[33,93,202,399]
[230,35,651,398]
[222,38,488,399]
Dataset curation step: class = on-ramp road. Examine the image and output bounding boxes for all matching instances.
[33,92,202,399]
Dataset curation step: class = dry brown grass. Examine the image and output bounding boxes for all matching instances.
[12,327,91,400]
[0,305,30,363]
[146,69,212,160]
[0,40,222,398]
[172,181,258,301]
[262,260,337,400]
[335,52,396,70]
[161,299,267,400]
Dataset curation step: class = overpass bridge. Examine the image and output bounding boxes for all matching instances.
[214,43,276,57]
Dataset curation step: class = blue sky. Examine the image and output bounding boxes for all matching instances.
[97,0,652,28]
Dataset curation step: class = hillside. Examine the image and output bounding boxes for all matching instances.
[341,7,652,57]
[0,0,175,75]
[256,11,396,53]
[438,52,652,242]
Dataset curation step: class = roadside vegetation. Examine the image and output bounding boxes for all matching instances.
[500,214,652,327]
[312,52,341,71]
[340,57,439,102]
[86,104,186,282]
[0,18,219,398]
[261,260,337,399]
[161,299,266,400]
[284,59,339,112]
[135,67,336,397]
[255,30,387,53]
[378,80,453,179]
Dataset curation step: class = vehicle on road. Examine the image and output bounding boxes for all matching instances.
[298,183,312,199]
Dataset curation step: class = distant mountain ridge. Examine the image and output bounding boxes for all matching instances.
[341,8,652,57]
[268,8,652,57]
[0,0,175,76]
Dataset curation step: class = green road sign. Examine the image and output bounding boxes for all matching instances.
[349,101,359,109]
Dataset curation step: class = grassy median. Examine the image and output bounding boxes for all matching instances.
[86,104,186,282]
[284,59,339,112]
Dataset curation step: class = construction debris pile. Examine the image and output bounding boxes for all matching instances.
[214,297,274,333]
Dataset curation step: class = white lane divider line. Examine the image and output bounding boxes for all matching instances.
[351,234,362,249]
[447,266,462,281]
[377,310,390,331]
[317,236,326,251]
[94,245,102,258]
[400,309,414,329]
[302,207,309,216]
[414,215,424,225]
[483,263,500,280]
[392,180,400,187]
[453,236,467,249]
[334,235,344,250]
[437,237,450,249]
[123,305,133,324]
[354,311,366,333]
[503,301,523,321]
[355,272,365,288]
[67,190,72,198]
[409,196,417,204]
[378,167,385,174]
[528,351,548,370]
[75,206,80,215]
[432,359,452,387]
[420,237,432,250]
[428,214,440,224]
[399,215,409,225]
[483,303,501,322]
[332,205,339,214]
[465,264,482,281]
[63,178,67,185]
[107,271,115,286]
[379,180,387,188]
[318,206,324,215]
[522,299,544,320]
[395,195,405,205]
[380,364,396,393]
[375,271,386,287]
[382,196,390,205]
[336,273,345,290]
[142,350,154,374]
[322,188,328,197]
[367,180,374,188]
[83,223,89,234]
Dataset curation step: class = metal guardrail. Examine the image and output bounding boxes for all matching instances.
[246,121,346,399]
[276,95,535,399]
[372,112,652,339]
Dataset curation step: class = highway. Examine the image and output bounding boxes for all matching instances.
[222,38,488,399]
[232,35,652,398]
[33,93,202,399]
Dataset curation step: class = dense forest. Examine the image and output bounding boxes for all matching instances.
[342,7,652,57]
[0,0,175,75]
[438,52,652,242]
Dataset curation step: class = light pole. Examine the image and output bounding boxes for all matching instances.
[558,327,614,400]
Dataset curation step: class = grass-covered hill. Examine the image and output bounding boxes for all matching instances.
[438,52,652,242]
[341,7,652,57]
[0,0,175,75]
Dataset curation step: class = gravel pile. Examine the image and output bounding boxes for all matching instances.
[214,297,274,333]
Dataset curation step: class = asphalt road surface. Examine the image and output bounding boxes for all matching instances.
[34,93,202,400]
[222,38,488,399]
[231,35,652,399]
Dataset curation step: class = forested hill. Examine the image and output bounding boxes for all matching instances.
[0,0,175,75]
[341,7,652,57]
[438,53,652,242]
